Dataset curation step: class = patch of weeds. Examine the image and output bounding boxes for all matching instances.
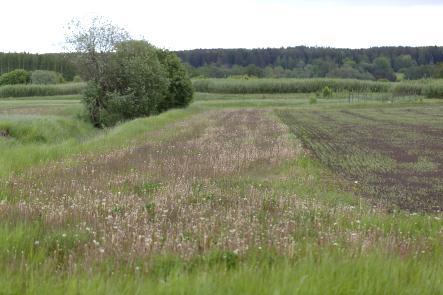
[148,255,183,279]
[322,86,333,98]
[135,182,162,196]
[111,206,124,215]
[143,202,156,220]
[399,157,438,172]
[111,181,162,197]
[43,230,91,266]
[0,221,43,259]
[262,196,279,215]
[205,250,240,270]
[190,181,218,203]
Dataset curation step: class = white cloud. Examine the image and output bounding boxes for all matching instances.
[0,0,442,52]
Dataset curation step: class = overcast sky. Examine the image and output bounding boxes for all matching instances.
[1,0,443,53]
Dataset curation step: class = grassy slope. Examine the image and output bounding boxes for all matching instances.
[0,95,442,294]
[0,95,206,178]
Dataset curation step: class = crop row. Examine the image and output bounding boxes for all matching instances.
[193,78,443,98]
[0,82,86,98]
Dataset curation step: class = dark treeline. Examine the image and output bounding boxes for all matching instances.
[0,53,77,80]
[2,46,443,82]
[176,46,443,80]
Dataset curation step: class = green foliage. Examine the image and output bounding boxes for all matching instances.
[72,75,83,82]
[433,63,443,79]
[193,78,391,94]
[0,105,194,178]
[322,86,333,98]
[193,78,443,100]
[0,83,86,98]
[0,69,30,86]
[0,52,77,79]
[0,117,95,144]
[157,50,194,110]
[393,54,416,71]
[371,57,396,81]
[424,82,443,98]
[82,41,193,127]
[179,46,443,80]
[31,70,64,84]
[309,96,317,104]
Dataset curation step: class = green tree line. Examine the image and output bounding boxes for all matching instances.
[3,46,443,81]
[177,46,443,81]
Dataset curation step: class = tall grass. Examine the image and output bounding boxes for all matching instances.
[193,78,443,98]
[0,82,86,98]
[392,79,443,98]
[193,78,391,94]
[0,107,197,177]
[1,250,441,294]
[0,117,95,144]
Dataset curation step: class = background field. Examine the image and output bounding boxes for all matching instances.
[277,105,443,212]
[0,84,442,294]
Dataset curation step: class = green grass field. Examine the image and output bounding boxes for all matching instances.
[0,90,442,294]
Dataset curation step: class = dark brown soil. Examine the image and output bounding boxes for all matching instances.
[278,106,443,212]
[0,129,10,138]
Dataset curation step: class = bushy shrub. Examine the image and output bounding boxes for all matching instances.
[309,96,317,104]
[31,70,64,84]
[73,75,83,82]
[83,41,194,127]
[157,50,194,111]
[322,86,333,98]
[0,69,30,86]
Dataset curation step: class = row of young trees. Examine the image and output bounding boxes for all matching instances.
[0,53,77,80]
[178,47,443,81]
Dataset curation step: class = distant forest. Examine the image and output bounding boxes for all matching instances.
[2,46,443,81]
[177,46,443,81]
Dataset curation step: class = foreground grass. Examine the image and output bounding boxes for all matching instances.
[0,250,440,294]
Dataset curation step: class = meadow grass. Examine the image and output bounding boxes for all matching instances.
[0,249,440,294]
[0,94,442,294]
[0,107,197,177]
[0,116,95,144]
